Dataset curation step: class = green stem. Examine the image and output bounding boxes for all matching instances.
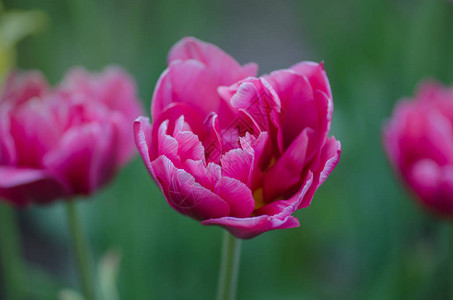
[66,200,96,300]
[216,231,242,300]
[0,202,26,300]
[450,224,453,300]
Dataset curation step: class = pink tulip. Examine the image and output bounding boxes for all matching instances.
[0,67,143,206]
[384,81,453,216]
[135,37,341,239]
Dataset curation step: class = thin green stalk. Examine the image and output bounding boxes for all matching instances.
[216,231,242,300]
[450,224,453,300]
[66,200,96,300]
[0,202,26,300]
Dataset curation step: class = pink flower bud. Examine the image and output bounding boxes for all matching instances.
[384,81,453,216]
[0,67,143,206]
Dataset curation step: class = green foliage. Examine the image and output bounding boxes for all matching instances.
[2,0,453,299]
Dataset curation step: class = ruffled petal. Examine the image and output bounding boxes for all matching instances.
[202,215,299,239]
[202,172,314,239]
[217,177,255,218]
[184,159,221,191]
[221,148,253,186]
[173,116,205,162]
[151,155,230,220]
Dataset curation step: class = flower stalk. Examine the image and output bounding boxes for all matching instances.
[216,231,242,300]
[66,199,96,300]
[0,202,26,300]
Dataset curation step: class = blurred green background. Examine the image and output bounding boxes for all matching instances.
[1,0,453,299]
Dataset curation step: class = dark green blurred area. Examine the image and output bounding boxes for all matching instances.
[2,0,453,299]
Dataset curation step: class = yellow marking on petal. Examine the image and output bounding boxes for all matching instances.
[252,157,278,211]
[266,157,277,170]
[253,187,266,210]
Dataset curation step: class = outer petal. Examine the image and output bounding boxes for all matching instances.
[290,61,332,99]
[0,70,49,107]
[150,102,206,160]
[59,67,143,165]
[385,101,453,169]
[202,172,314,239]
[60,66,143,122]
[217,177,255,218]
[151,155,230,220]
[151,60,220,120]
[263,128,312,202]
[408,159,442,207]
[0,167,68,206]
[299,137,341,209]
[9,100,62,168]
[0,110,16,164]
[134,117,164,190]
[265,70,315,147]
[44,123,117,195]
[202,214,299,239]
[168,36,258,86]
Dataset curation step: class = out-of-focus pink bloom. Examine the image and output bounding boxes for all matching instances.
[135,37,341,239]
[0,67,143,206]
[384,81,453,216]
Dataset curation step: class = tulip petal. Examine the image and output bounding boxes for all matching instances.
[184,159,221,191]
[0,167,68,206]
[299,137,341,209]
[221,148,253,186]
[157,120,180,164]
[203,113,223,163]
[168,36,258,86]
[0,111,16,165]
[217,177,255,218]
[202,214,299,239]
[265,70,315,147]
[203,172,314,239]
[9,100,62,168]
[134,117,164,191]
[44,123,117,195]
[151,155,230,220]
[150,102,207,159]
[173,116,205,162]
[60,66,143,123]
[290,61,332,98]
[263,128,311,202]
[152,60,220,120]
[0,71,49,107]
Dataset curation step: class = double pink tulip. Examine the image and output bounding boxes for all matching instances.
[0,67,143,206]
[384,81,453,216]
[135,37,341,238]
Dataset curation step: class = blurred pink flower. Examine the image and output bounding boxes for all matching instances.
[0,67,143,206]
[384,81,453,216]
[135,37,341,239]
